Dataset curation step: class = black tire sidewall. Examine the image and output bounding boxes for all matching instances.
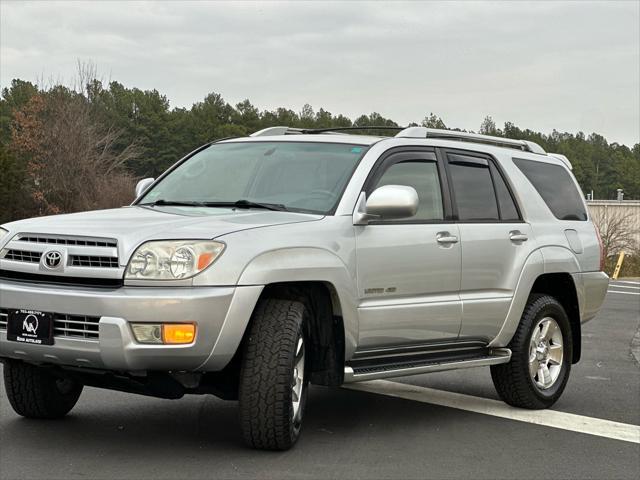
[4,361,83,418]
[238,298,310,450]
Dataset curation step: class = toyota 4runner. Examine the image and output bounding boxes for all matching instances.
[0,126,609,450]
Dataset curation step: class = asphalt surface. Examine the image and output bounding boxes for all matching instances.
[1,283,638,480]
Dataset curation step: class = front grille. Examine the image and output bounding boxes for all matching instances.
[70,255,119,268]
[4,249,42,263]
[0,309,99,340]
[18,235,117,248]
[53,313,100,339]
[1,234,121,282]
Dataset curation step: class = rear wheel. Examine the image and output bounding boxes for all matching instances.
[491,294,572,409]
[3,360,83,419]
[238,298,308,450]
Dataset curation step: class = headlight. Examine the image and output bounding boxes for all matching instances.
[125,240,225,280]
[0,227,8,242]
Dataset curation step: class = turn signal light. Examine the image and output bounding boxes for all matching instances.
[197,252,215,270]
[131,323,196,344]
[162,324,196,344]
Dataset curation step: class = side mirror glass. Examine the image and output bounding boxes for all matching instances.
[135,178,155,198]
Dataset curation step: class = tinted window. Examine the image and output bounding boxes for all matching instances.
[513,158,587,221]
[373,160,444,221]
[448,154,499,221]
[490,163,520,221]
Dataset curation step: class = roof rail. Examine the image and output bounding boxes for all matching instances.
[250,126,304,137]
[302,126,404,134]
[250,126,405,137]
[395,127,547,155]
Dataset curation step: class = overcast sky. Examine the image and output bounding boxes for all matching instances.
[1,0,639,146]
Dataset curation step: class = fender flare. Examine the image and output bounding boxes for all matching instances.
[237,247,359,360]
[489,245,580,347]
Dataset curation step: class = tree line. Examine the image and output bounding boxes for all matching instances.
[1,74,638,224]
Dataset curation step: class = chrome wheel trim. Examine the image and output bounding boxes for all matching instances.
[529,316,564,390]
[291,335,305,423]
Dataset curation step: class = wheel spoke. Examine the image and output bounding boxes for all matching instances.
[291,333,305,423]
[548,344,563,365]
[539,319,551,341]
[529,357,539,379]
[532,326,542,344]
[541,364,552,388]
[547,321,561,342]
[529,348,537,364]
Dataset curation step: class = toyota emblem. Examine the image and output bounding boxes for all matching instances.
[43,250,62,269]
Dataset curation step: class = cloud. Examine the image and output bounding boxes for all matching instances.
[1,0,638,145]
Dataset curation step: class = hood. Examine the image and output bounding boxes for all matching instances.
[2,206,323,260]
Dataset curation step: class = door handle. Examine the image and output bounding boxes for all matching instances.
[437,233,459,244]
[509,232,528,242]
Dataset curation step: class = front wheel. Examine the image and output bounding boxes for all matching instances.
[491,294,572,409]
[3,360,83,419]
[238,298,308,450]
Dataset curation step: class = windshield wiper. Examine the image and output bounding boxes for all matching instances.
[139,199,288,211]
[138,199,209,207]
[231,200,288,211]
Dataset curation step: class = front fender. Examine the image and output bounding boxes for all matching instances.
[237,247,359,360]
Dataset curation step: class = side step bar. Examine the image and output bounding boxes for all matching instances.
[343,348,512,383]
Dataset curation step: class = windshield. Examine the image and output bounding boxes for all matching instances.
[138,141,367,214]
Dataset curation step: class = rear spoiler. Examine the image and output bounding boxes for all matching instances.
[547,153,572,170]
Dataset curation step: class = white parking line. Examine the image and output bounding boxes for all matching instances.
[611,280,640,286]
[607,290,640,296]
[608,285,640,290]
[344,380,640,444]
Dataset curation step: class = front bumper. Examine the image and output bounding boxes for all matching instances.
[0,280,263,372]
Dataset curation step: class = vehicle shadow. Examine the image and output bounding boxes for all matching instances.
[0,384,454,453]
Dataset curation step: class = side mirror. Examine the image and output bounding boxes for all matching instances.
[353,185,419,225]
[135,178,155,198]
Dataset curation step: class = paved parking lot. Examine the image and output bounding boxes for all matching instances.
[1,280,638,480]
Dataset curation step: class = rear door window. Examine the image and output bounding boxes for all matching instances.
[513,158,587,221]
[490,163,521,222]
[447,154,499,221]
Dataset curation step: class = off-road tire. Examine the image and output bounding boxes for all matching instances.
[3,361,83,418]
[238,298,308,450]
[491,294,572,409]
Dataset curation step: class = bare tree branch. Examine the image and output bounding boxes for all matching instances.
[591,207,638,258]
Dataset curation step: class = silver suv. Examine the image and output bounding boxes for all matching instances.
[0,126,609,450]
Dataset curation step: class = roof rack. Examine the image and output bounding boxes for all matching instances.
[395,127,546,155]
[249,125,547,155]
[250,126,405,137]
[250,126,303,136]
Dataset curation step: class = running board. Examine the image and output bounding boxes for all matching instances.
[343,348,512,383]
